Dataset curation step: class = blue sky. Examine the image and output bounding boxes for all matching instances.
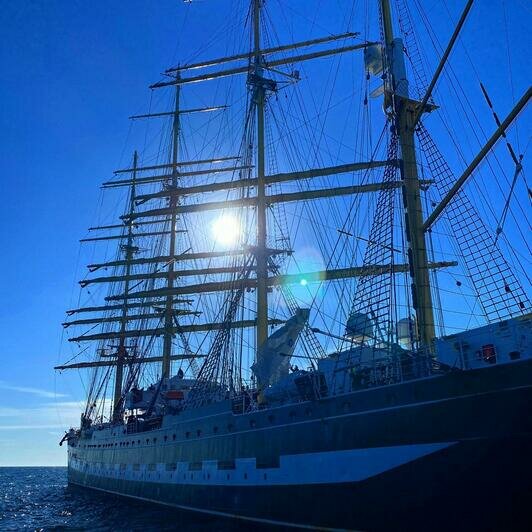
[0,0,529,466]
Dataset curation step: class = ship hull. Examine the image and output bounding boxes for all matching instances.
[69,435,532,531]
[68,358,532,530]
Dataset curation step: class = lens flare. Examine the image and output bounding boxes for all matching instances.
[211,214,241,246]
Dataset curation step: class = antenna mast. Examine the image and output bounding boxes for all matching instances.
[380,0,436,346]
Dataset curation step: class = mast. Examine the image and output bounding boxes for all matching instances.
[380,0,436,347]
[112,150,138,420]
[253,0,269,350]
[162,78,181,378]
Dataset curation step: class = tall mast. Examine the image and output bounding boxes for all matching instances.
[112,150,138,420]
[380,0,436,346]
[253,0,269,349]
[162,79,181,378]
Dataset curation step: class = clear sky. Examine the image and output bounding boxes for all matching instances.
[0,0,529,466]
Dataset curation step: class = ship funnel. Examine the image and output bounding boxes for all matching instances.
[345,312,374,343]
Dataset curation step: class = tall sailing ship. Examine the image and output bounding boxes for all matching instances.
[57,0,531,529]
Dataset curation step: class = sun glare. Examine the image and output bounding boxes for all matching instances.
[211,215,241,246]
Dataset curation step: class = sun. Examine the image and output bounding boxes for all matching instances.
[211,214,241,246]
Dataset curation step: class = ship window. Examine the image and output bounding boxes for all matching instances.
[244,473,248,479]
[342,401,351,413]
[153,438,157,444]
[189,462,202,471]
[148,464,156,471]
[166,463,177,471]
[268,414,275,423]
[213,426,219,433]
[185,431,190,438]
[289,411,296,419]
[172,434,176,440]
[196,429,202,437]
[249,419,256,428]
[133,464,140,471]
[138,440,140,444]
[510,351,521,360]
[305,407,312,417]
[146,439,149,444]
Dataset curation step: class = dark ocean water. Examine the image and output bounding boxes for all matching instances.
[0,467,268,531]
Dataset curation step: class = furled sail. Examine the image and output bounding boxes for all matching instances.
[251,308,310,388]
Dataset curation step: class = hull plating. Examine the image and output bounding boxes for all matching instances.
[68,359,532,530]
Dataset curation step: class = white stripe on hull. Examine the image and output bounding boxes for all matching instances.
[70,441,455,487]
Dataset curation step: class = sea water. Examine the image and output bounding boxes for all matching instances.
[0,467,263,531]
